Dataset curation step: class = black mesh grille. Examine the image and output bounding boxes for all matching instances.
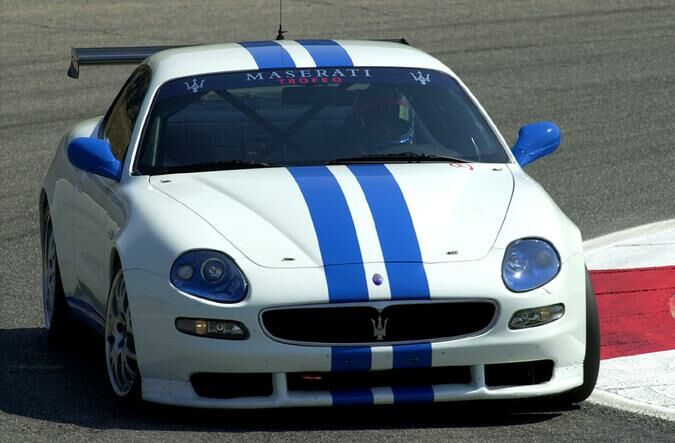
[262,301,496,344]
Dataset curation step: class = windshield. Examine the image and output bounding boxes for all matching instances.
[135,67,508,174]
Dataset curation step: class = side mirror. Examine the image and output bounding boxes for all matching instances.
[67,137,122,181]
[512,121,561,167]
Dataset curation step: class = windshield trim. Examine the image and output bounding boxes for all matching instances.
[131,66,511,176]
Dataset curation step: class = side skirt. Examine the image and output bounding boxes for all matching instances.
[66,297,105,336]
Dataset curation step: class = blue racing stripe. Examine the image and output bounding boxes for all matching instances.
[296,39,353,67]
[393,343,433,404]
[391,386,434,404]
[331,346,372,372]
[287,166,368,303]
[331,389,374,406]
[239,41,296,69]
[393,343,432,369]
[331,347,373,405]
[348,164,430,300]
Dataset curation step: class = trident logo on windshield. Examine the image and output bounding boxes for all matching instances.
[410,70,431,85]
[185,78,205,93]
[371,315,389,341]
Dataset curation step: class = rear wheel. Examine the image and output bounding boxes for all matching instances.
[105,268,141,402]
[556,267,601,404]
[42,210,69,346]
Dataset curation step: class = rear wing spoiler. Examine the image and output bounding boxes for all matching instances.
[67,46,185,79]
[67,38,410,79]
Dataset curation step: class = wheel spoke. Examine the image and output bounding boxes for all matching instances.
[43,226,58,329]
[122,353,137,382]
[125,337,137,360]
[105,270,139,397]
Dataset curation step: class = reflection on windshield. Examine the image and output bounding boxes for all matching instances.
[136,67,508,174]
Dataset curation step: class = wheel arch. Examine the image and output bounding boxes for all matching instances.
[39,188,49,249]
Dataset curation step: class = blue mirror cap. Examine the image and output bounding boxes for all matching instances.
[512,121,562,167]
[67,137,122,181]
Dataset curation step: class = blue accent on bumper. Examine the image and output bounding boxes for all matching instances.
[392,386,434,404]
[331,346,372,372]
[331,388,374,406]
[393,343,432,369]
[348,164,430,299]
[239,41,296,69]
[296,40,353,67]
[393,343,433,403]
[288,166,368,303]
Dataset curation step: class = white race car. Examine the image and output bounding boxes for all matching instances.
[41,39,599,408]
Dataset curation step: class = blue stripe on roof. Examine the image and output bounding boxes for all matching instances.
[331,389,374,406]
[239,41,296,69]
[287,166,368,303]
[331,346,372,372]
[296,40,353,67]
[348,164,430,300]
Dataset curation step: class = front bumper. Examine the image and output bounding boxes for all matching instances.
[124,251,587,408]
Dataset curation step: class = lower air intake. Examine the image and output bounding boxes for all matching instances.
[484,360,554,387]
[190,373,273,399]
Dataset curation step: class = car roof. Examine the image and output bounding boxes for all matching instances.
[146,39,455,84]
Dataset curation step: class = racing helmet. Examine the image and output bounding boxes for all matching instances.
[352,87,414,149]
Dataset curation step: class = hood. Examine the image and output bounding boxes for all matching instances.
[150,163,514,268]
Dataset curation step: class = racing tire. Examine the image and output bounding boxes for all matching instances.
[104,268,141,403]
[42,209,70,347]
[553,267,601,405]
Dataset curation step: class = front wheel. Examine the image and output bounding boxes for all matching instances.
[42,210,69,346]
[105,268,141,402]
[556,267,601,404]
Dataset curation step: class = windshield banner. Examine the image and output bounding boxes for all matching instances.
[157,67,452,101]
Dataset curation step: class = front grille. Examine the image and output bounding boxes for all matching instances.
[287,366,472,391]
[261,301,496,345]
[190,373,273,399]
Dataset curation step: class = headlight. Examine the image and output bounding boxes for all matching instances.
[502,238,560,292]
[170,250,248,303]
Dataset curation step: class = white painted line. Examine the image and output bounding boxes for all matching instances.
[582,218,675,420]
[584,219,675,270]
[590,390,675,422]
[593,350,675,412]
[584,219,675,253]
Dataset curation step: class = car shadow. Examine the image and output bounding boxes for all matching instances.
[0,327,575,431]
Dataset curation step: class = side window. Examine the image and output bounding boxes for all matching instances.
[103,66,151,161]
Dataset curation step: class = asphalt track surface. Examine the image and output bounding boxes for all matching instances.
[1,0,674,440]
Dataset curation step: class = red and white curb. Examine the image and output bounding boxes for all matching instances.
[584,219,675,421]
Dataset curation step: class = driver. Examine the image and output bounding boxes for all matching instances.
[348,87,415,153]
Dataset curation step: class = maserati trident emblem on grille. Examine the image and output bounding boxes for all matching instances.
[371,315,389,341]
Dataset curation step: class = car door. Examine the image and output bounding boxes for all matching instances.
[72,66,151,317]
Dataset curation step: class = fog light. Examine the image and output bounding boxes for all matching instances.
[509,304,565,329]
[175,318,248,339]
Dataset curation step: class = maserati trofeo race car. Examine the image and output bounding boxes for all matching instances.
[40,39,599,408]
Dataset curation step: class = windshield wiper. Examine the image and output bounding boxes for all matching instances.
[148,159,278,175]
[328,152,469,164]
